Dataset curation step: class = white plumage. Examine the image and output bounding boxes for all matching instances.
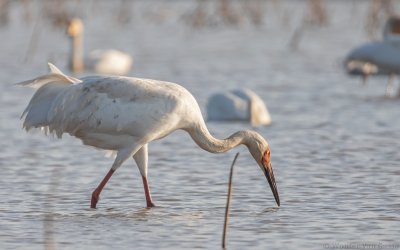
[18,63,280,209]
[86,49,133,75]
[344,16,400,95]
[207,88,271,127]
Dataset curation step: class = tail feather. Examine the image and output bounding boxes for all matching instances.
[16,63,81,88]
[19,63,80,132]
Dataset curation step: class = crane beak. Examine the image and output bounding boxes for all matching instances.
[262,160,280,206]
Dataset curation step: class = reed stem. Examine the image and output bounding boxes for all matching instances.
[222,152,239,249]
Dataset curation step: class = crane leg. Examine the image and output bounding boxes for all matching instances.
[362,74,368,85]
[386,74,395,97]
[133,144,155,208]
[91,169,115,208]
[142,175,155,208]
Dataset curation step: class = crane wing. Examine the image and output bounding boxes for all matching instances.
[47,76,183,143]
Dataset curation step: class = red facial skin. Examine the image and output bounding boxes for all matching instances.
[262,148,271,166]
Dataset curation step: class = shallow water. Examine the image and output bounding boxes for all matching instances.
[0,1,399,249]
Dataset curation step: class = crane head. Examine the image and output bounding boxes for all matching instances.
[261,148,280,206]
[247,131,280,206]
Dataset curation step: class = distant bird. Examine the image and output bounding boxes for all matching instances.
[344,16,400,96]
[207,88,271,127]
[67,17,133,75]
[18,63,280,209]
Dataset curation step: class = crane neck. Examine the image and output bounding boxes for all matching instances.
[186,122,252,154]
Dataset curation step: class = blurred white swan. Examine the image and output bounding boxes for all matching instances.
[206,88,271,127]
[344,16,400,95]
[67,17,133,75]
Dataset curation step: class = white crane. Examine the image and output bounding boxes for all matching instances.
[17,63,280,209]
[67,18,133,75]
[344,16,400,96]
[206,88,271,127]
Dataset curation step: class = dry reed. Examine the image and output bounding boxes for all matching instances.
[222,152,239,249]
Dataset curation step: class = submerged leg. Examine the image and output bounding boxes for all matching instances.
[134,144,155,208]
[386,74,395,97]
[142,176,155,208]
[91,169,115,208]
[361,73,368,85]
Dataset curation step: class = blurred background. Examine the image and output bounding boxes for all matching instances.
[0,1,399,250]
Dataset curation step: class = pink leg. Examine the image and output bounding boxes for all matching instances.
[91,169,115,209]
[142,176,155,208]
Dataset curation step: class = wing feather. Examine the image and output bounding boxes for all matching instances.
[47,76,183,141]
